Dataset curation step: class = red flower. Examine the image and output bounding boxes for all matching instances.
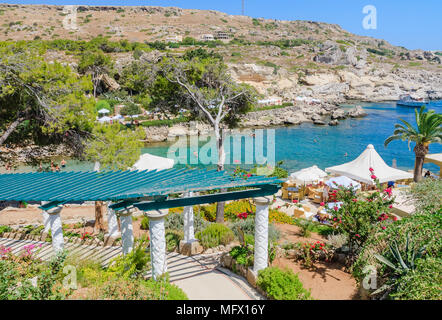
[371,175,377,180]
[392,216,398,221]
[355,234,360,238]
[352,198,358,202]
[389,205,393,209]
[369,167,374,172]
[381,226,386,230]
[320,202,325,206]
[292,200,298,204]
[333,206,338,211]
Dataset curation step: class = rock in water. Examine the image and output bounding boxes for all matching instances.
[328,120,339,126]
[347,105,367,118]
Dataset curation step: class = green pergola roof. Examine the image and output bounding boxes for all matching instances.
[0,168,283,203]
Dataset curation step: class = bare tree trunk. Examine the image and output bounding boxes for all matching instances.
[215,126,226,223]
[0,116,26,146]
[413,143,429,182]
[94,200,105,233]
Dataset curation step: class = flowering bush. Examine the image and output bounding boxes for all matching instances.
[295,241,334,267]
[326,170,396,253]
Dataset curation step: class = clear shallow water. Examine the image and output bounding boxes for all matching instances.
[8,101,442,174]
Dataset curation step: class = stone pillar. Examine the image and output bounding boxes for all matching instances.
[179,192,203,256]
[47,206,64,253]
[146,210,169,281]
[120,208,134,255]
[183,192,195,242]
[40,201,51,234]
[106,202,121,239]
[253,196,271,273]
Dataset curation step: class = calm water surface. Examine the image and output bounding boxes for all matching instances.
[9,101,442,174]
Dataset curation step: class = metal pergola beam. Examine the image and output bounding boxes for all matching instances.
[129,184,279,212]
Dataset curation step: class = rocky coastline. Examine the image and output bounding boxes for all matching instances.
[144,102,368,142]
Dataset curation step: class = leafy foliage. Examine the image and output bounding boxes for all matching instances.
[196,223,235,249]
[0,44,96,162]
[85,123,145,170]
[257,267,312,300]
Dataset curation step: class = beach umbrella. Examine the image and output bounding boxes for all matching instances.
[132,153,175,171]
[325,176,361,190]
[98,116,112,123]
[98,108,110,114]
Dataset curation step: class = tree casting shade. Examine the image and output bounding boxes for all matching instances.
[0,168,282,202]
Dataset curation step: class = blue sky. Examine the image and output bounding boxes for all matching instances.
[5,0,441,50]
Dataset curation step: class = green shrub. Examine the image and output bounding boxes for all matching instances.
[257,267,312,300]
[165,230,184,251]
[99,277,188,300]
[390,257,441,300]
[407,179,442,213]
[0,225,12,236]
[140,216,149,230]
[230,217,281,243]
[96,100,112,113]
[230,246,254,267]
[108,237,150,278]
[352,211,441,299]
[196,223,235,249]
[164,211,209,233]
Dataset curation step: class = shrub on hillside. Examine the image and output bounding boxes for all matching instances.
[256,267,312,300]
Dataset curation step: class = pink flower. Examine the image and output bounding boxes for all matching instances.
[381,226,386,230]
[389,205,393,209]
[371,175,377,180]
[355,234,360,238]
[320,202,325,206]
[333,206,338,211]
[352,199,358,202]
[247,174,252,178]
[369,168,374,172]
[293,200,298,204]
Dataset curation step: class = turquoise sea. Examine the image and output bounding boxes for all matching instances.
[9,101,442,175]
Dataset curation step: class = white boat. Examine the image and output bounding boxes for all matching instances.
[397,94,428,108]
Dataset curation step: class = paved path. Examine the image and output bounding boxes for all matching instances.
[146,252,264,300]
[0,237,122,267]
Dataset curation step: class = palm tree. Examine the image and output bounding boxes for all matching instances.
[384,106,442,182]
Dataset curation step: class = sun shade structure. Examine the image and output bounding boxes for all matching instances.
[0,168,281,203]
[0,168,282,280]
[326,144,413,184]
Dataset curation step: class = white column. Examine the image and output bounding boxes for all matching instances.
[183,192,195,242]
[40,201,51,233]
[253,196,271,273]
[47,206,64,253]
[106,202,121,239]
[146,210,169,281]
[120,209,134,255]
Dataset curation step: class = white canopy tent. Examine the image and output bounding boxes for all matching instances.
[326,144,413,184]
[325,176,361,190]
[290,165,328,184]
[131,153,175,171]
